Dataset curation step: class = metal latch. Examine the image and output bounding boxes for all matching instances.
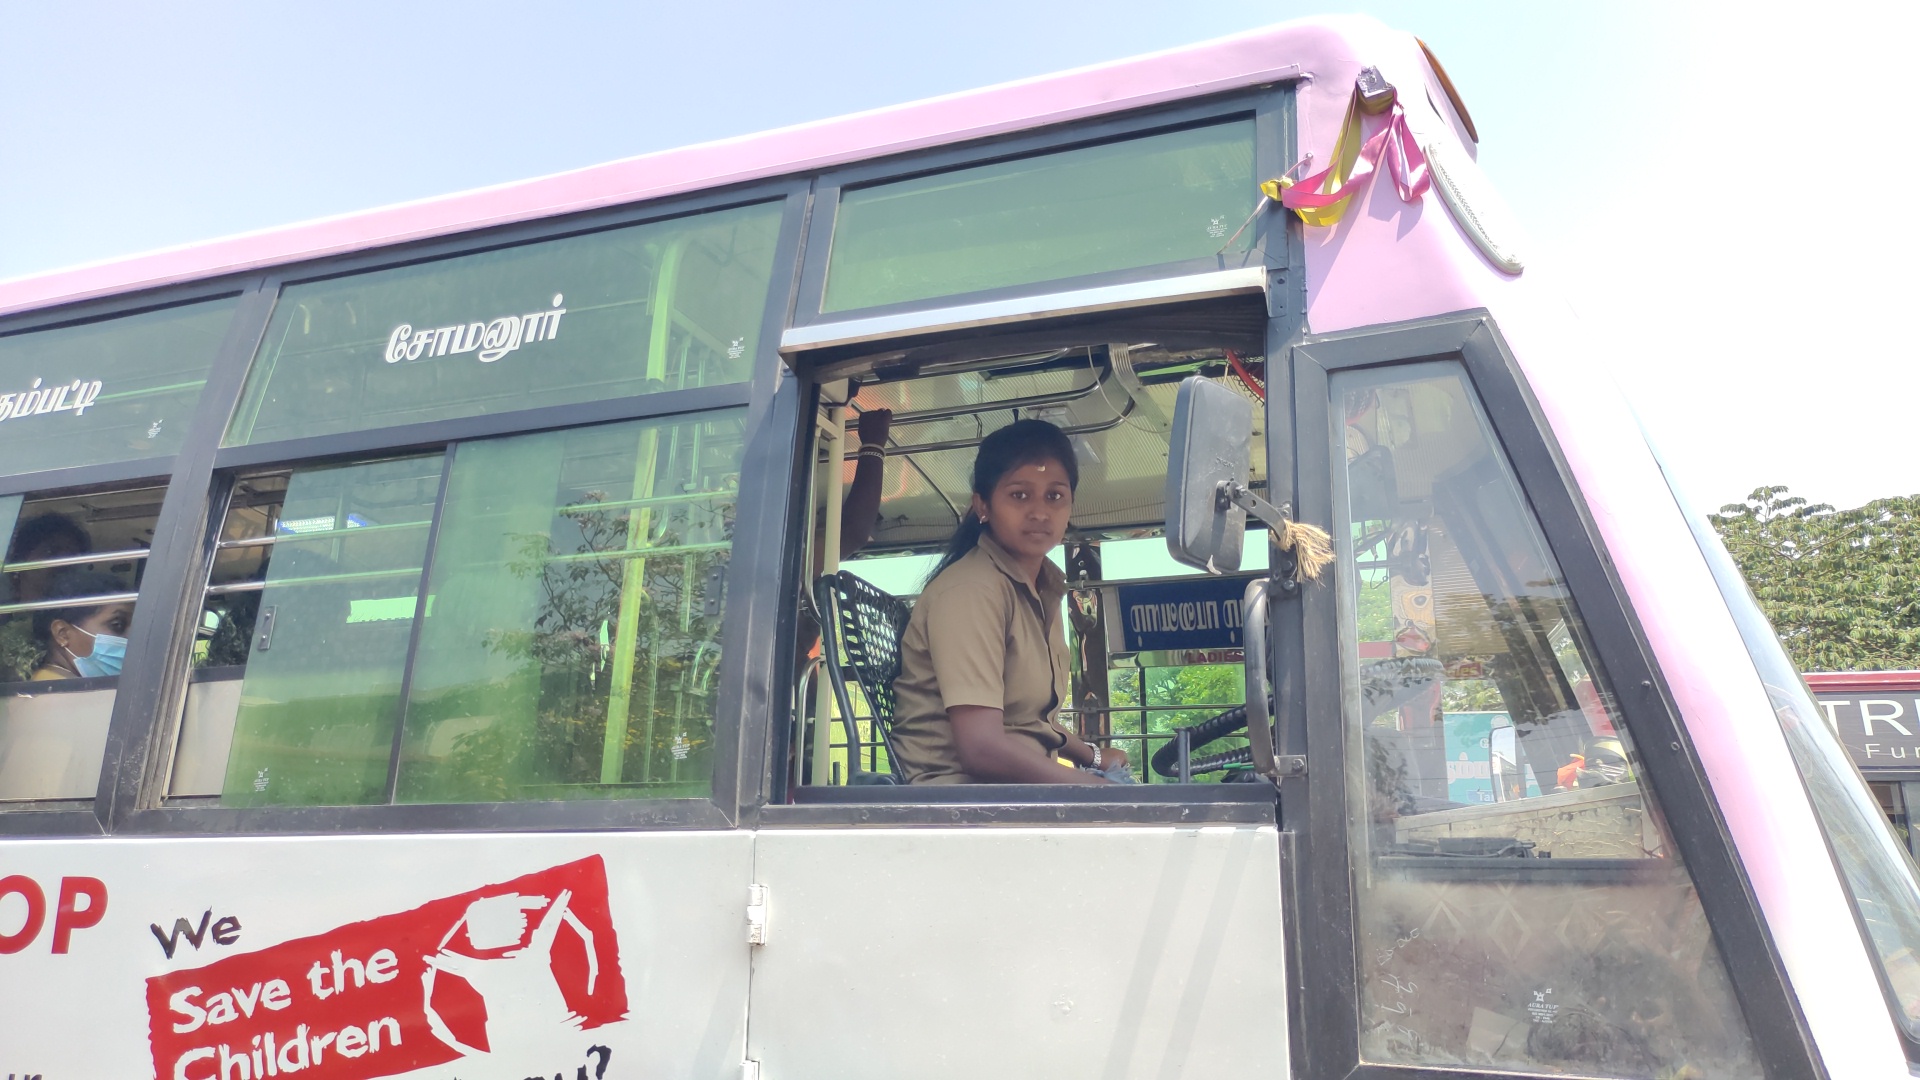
[254,605,277,652]
[741,1060,761,1080]
[746,883,769,945]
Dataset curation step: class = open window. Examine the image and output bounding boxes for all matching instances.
[786,299,1277,795]
[0,483,165,803]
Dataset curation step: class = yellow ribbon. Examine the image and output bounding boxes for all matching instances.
[1277,89,1368,227]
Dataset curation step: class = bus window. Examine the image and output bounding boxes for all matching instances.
[394,412,741,803]
[223,203,781,447]
[823,119,1256,313]
[798,334,1270,789]
[1332,362,1760,1075]
[0,295,237,476]
[172,457,443,804]
[0,484,163,802]
[170,410,744,806]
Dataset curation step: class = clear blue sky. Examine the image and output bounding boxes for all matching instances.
[2,1,1911,512]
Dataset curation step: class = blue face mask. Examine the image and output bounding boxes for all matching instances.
[69,627,127,678]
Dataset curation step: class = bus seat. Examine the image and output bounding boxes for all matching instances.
[814,571,911,785]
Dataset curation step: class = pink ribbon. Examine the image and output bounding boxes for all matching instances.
[1281,104,1431,213]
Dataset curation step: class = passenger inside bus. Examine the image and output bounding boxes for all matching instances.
[28,568,134,681]
[0,513,92,681]
[0,490,156,799]
[890,419,1128,785]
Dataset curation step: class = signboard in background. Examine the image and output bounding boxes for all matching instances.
[1805,672,1920,771]
[1443,711,1499,805]
[1106,575,1259,654]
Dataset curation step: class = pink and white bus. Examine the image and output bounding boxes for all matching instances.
[0,15,1913,1080]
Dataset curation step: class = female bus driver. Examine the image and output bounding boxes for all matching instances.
[889,419,1128,785]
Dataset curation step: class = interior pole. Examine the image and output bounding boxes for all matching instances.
[601,241,682,786]
[809,382,849,786]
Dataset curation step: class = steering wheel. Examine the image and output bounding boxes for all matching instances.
[1148,698,1270,779]
[1148,657,1448,779]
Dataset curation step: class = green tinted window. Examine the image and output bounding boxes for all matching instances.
[225,202,783,446]
[396,412,741,803]
[0,297,236,476]
[822,120,1256,313]
[216,456,442,806]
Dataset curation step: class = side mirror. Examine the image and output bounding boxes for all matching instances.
[1164,376,1253,573]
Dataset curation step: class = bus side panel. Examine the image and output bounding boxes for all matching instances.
[0,832,752,1080]
[747,825,1287,1078]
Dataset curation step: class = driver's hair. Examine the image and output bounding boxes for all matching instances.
[924,419,1078,587]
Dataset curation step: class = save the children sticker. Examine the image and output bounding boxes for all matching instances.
[146,856,627,1080]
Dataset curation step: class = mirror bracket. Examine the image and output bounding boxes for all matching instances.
[1218,479,1303,593]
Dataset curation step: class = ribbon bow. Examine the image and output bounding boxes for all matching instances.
[1271,72,1431,227]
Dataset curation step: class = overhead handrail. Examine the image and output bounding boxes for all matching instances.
[844,355,1116,431]
[0,590,141,617]
[1,547,151,573]
[848,397,1136,460]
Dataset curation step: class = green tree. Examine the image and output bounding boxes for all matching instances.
[1711,486,1920,672]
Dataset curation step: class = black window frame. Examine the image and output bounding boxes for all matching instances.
[0,178,812,837]
[0,83,1314,839]
[755,84,1299,829]
[0,282,250,501]
[1285,312,1821,1080]
[789,92,1282,334]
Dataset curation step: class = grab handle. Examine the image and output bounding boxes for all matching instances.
[1241,578,1277,779]
[1242,576,1305,781]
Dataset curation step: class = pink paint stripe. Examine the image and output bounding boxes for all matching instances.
[0,19,1373,318]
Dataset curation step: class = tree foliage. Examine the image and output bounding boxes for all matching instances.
[1711,486,1920,672]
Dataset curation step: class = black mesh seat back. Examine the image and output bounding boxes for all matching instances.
[818,570,912,729]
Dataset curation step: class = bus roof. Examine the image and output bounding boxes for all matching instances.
[0,16,1409,319]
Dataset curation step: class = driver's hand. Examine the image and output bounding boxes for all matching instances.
[1102,746,1130,772]
[856,408,892,447]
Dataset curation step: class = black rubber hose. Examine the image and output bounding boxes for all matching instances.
[1149,697,1271,778]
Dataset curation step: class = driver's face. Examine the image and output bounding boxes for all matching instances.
[978,459,1072,565]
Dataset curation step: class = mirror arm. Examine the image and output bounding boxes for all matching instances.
[1218,479,1305,593]
[1216,478,1290,534]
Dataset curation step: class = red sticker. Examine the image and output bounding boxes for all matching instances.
[147,855,626,1080]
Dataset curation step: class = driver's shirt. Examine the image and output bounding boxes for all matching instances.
[890,534,1070,784]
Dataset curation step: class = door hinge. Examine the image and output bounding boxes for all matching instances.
[746,883,769,945]
[741,1060,762,1080]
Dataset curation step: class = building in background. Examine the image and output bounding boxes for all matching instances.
[1805,672,1920,855]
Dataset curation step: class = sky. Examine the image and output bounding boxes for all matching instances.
[1,1,1912,513]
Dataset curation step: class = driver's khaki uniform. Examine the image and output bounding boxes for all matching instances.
[890,534,1071,783]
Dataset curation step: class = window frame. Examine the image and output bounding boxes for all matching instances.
[0,281,250,501]
[753,84,1297,828]
[1286,312,1820,1080]
[0,83,1304,838]
[789,91,1284,334]
[0,178,812,837]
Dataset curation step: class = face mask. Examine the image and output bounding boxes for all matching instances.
[68,626,127,678]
